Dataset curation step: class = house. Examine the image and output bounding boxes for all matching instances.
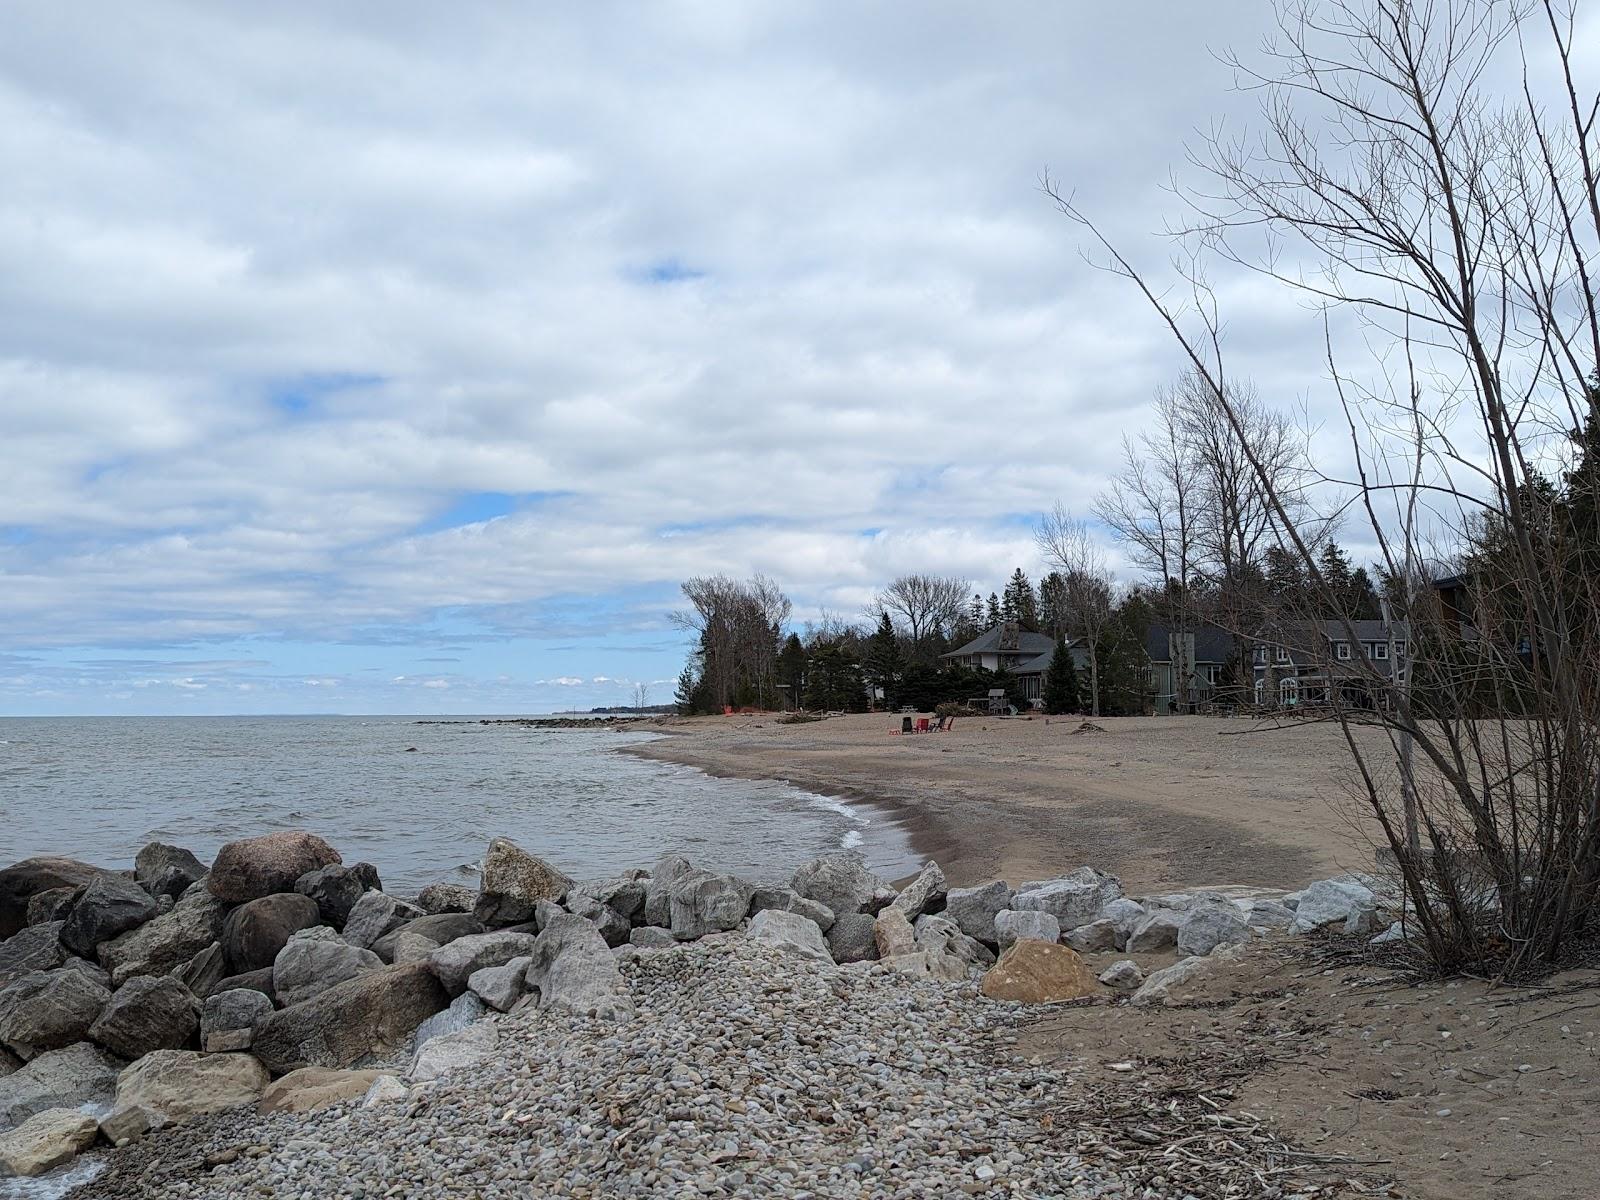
[1143,624,1237,711]
[1251,619,1409,708]
[940,621,1084,707]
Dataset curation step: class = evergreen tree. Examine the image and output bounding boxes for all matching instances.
[1002,568,1040,630]
[674,664,700,715]
[985,592,1002,625]
[1042,633,1081,714]
[777,633,807,710]
[1317,541,1354,609]
[864,612,902,708]
[1039,571,1068,638]
[803,642,866,711]
[1349,566,1382,619]
[968,593,984,628]
[1263,546,1305,601]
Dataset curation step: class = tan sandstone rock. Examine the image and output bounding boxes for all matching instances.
[0,1107,99,1176]
[100,1049,268,1146]
[979,939,1099,1003]
[207,832,342,904]
[872,907,917,959]
[258,1066,386,1114]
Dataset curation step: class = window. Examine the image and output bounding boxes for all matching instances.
[1276,646,1290,663]
[1254,646,1266,663]
[1373,642,1389,660]
[1280,678,1299,705]
[1335,642,1351,660]
[1395,641,1406,658]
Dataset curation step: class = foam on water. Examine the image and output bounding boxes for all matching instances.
[0,1155,105,1200]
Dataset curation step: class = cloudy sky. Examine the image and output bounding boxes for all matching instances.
[0,2,1416,715]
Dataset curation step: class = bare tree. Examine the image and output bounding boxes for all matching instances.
[631,682,652,711]
[1096,384,1201,704]
[1049,0,1600,976]
[871,575,971,656]
[1035,505,1118,716]
[672,574,792,710]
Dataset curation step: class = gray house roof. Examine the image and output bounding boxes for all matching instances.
[941,627,1057,659]
[1143,624,1236,664]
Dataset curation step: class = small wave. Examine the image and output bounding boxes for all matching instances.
[840,829,864,850]
[5,1153,106,1199]
[808,794,868,825]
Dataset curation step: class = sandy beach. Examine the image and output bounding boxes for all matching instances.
[630,712,1399,892]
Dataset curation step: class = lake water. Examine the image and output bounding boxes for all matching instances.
[0,716,919,890]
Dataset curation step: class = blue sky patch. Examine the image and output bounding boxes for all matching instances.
[416,491,572,535]
[634,257,705,285]
[268,372,385,417]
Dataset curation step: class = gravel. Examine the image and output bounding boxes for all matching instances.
[69,936,1136,1199]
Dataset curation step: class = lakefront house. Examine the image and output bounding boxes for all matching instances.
[940,621,1068,706]
[1251,619,1409,709]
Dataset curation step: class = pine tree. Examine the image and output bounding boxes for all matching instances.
[985,592,1001,625]
[1264,546,1305,601]
[1349,566,1381,619]
[864,612,902,708]
[674,664,700,715]
[1003,568,1039,630]
[777,633,807,710]
[1039,571,1068,638]
[1042,633,1081,714]
[1318,542,1355,614]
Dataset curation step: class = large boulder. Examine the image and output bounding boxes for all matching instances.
[201,988,274,1053]
[0,1107,100,1177]
[1237,898,1297,931]
[59,876,158,959]
[100,1049,268,1145]
[1291,878,1379,933]
[942,880,1012,945]
[1098,959,1145,990]
[413,991,485,1050]
[467,957,531,1012]
[392,913,484,947]
[628,927,677,950]
[0,923,68,990]
[258,1066,384,1115]
[1010,868,1123,930]
[98,890,227,986]
[587,876,648,922]
[669,872,754,941]
[980,940,1099,1003]
[133,844,206,901]
[565,895,630,948]
[170,941,227,1000]
[1131,955,1215,1007]
[293,862,381,929]
[390,932,441,965]
[472,839,573,927]
[747,886,835,933]
[1177,899,1251,957]
[89,974,197,1059]
[222,893,321,974]
[409,1021,498,1083]
[889,861,947,919]
[251,962,447,1073]
[524,914,633,1021]
[994,909,1060,949]
[1126,910,1182,954]
[913,914,995,969]
[748,910,833,964]
[1063,919,1120,953]
[208,832,342,904]
[342,892,424,951]
[271,927,382,1008]
[427,931,540,996]
[0,1042,124,1124]
[1101,898,1147,947]
[824,912,878,963]
[0,858,108,940]
[26,888,81,927]
[873,907,917,958]
[415,882,475,916]
[0,968,110,1059]
[791,852,890,918]
[642,856,694,927]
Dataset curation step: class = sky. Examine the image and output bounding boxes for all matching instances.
[1,2,1567,715]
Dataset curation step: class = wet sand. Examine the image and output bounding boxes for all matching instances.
[628,712,1399,892]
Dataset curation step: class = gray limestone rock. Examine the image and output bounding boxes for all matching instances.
[59,876,157,959]
[0,969,110,1060]
[993,909,1060,949]
[272,926,383,1008]
[1126,910,1182,953]
[669,872,755,941]
[427,931,541,995]
[524,914,634,1020]
[748,910,834,964]
[889,861,947,919]
[342,891,425,951]
[823,912,878,964]
[200,987,273,1053]
[791,852,889,918]
[941,880,1012,946]
[467,956,531,1012]
[0,1042,124,1125]
[293,862,382,929]
[88,974,198,1059]
[1010,868,1123,930]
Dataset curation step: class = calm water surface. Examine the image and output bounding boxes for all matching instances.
[0,716,918,890]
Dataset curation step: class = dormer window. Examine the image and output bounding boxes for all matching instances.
[1276,647,1290,663]
[1373,642,1389,660]
[1335,641,1351,660]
